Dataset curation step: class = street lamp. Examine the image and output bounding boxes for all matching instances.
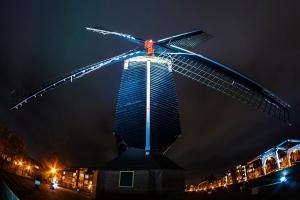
[280,176,287,183]
[51,167,57,174]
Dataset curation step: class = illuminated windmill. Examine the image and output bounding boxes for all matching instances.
[12,27,291,156]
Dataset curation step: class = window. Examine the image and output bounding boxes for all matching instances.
[119,171,134,187]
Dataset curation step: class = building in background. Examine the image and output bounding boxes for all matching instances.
[224,168,237,185]
[60,167,98,194]
[246,158,264,179]
[187,139,300,192]
[236,164,247,183]
[1,152,42,178]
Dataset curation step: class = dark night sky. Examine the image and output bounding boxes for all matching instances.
[1,0,300,184]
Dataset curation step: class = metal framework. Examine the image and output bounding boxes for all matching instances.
[155,50,290,123]
[158,30,213,51]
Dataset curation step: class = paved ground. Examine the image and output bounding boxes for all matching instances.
[1,172,93,200]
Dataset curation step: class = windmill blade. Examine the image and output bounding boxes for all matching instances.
[156,48,291,124]
[11,49,143,110]
[157,30,213,50]
[86,26,144,45]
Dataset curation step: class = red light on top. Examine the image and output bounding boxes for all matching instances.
[144,40,155,55]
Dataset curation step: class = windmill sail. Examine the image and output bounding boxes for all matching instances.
[86,27,145,45]
[11,50,143,110]
[157,48,291,124]
[158,30,213,50]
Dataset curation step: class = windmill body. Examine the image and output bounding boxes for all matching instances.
[114,56,181,154]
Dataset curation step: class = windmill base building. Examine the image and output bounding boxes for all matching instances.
[96,148,184,200]
[96,56,185,199]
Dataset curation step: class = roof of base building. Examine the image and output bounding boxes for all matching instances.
[102,148,183,170]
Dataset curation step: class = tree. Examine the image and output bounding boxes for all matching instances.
[0,123,10,152]
[0,123,26,170]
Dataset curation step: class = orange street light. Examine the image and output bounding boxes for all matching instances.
[51,167,57,174]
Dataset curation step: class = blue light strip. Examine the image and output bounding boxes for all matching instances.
[85,27,144,45]
[85,27,136,41]
[145,60,151,155]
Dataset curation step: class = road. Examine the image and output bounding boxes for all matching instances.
[1,172,93,200]
[21,185,93,200]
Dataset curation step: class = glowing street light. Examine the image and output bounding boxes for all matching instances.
[53,182,58,189]
[280,176,287,183]
[51,167,57,174]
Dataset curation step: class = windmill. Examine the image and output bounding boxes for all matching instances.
[12,26,291,156]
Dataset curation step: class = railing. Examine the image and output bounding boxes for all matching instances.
[0,173,20,200]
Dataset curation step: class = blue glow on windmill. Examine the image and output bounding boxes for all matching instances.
[114,56,181,155]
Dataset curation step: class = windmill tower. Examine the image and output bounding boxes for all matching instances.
[11,26,291,199]
[114,56,181,155]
